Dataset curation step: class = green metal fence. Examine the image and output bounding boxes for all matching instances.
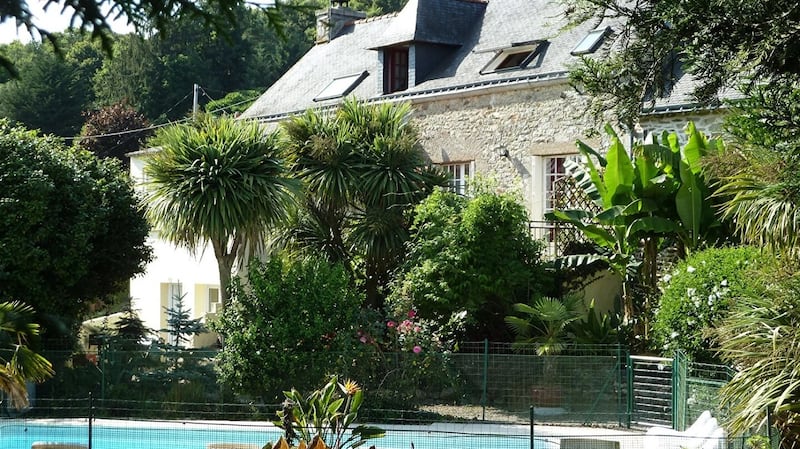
[30,343,739,429]
[0,342,779,449]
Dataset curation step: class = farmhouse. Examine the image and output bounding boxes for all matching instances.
[129,0,724,346]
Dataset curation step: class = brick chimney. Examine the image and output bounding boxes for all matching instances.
[316,2,366,43]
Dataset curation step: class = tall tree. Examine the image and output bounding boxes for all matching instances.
[77,101,153,167]
[0,36,99,137]
[566,0,800,125]
[1,0,289,79]
[280,99,446,308]
[0,119,152,345]
[143,114,299,305]
[91,3,315,122]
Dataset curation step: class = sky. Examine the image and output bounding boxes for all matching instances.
[0,1,134,44]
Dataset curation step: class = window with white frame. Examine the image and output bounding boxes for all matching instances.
[208,287,220,313]
[441,161,473,195]
[544,155,580,212]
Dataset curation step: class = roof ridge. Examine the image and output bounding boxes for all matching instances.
[350,11,400,25]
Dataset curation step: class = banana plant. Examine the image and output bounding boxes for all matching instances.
[271,376,384,449]
[546,122,725,325]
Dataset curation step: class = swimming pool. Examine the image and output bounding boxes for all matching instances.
[0,420,558,449]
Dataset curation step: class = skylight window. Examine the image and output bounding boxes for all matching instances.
[479,41,546,75]
[571,27,610,56]
[314,71,369,102]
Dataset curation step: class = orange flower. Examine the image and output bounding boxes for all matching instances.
[342,379,361,396]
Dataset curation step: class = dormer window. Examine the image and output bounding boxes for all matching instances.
[480,41,546,75]
[383,47,409,94]
[314,71,369,102]
[571,27,610,56]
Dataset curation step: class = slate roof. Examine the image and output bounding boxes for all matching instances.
[241,0,613,121]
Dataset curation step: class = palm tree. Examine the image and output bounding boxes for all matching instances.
[710,86,800,448]
[713,274,800,448]
[144,114,299,305]
[280,99,446,308]
[0,301,53,409]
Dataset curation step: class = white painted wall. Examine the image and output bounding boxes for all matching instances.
[128,150,221,348]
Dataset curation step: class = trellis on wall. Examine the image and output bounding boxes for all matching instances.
[548,175,601,257]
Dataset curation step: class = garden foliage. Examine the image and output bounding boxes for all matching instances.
[652,246,765,363]
[0,119,151,345]
[388,187,552,342]
[271,376,384,449]
[214,256,366,401]
[547,123,728,327]
[714,260,800,444]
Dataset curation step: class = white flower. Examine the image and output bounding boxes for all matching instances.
[670,331,679,339]
[663,274,672,283]
[687,287,696,297]
[687,266,696,273]
[720,279,728,287]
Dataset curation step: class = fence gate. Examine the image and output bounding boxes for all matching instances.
[629,355,675,429]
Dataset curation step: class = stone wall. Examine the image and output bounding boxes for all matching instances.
[638,110,727,144]
[410,81,599,220]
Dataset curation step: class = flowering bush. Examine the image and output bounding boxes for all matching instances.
[350,309,462,411]
[651,246,765,363]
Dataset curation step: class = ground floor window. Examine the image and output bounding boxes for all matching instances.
[544,155,580,212]
[441,161,474,195]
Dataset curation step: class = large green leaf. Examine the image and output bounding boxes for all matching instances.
[546,209,616,248]
[575,140,606,204]
[682,122,706,175]
[676,158,705,249]
[603,134,635,208]
[627,216,683,238]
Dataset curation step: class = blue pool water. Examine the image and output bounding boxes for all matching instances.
[0,421,557,449]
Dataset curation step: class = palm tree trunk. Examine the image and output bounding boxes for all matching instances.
[212,239,237,307]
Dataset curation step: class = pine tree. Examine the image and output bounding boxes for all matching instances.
[161,293,206,349]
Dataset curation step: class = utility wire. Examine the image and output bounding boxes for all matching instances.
[55,87,262,142]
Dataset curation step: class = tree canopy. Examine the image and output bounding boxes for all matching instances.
[143,114,299,305]
[567,0,800,125]
[0,0,291,79]
[388,187,553,341]
[0,119,152,346]
[279,99,447,309]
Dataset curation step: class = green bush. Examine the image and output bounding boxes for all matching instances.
[214,256,366,402]
[652,246,766,363]
[388,188,554,342]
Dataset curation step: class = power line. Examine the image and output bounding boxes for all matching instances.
[53,86,263,142]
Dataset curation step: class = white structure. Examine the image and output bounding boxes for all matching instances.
[129,150,221,348]
[127,0,728,339]
[644,411,726,449]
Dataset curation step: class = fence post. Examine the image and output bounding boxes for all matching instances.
[626,353,633,428]
[672,350,687,431]
[481,338,488,421]
[88,392,93,449]
[617,345,623,427]
[529,406,535,449]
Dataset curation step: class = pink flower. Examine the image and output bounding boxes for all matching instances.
[413,326,421,332]
[360,336,368,343]
[408,310,417,318]
[387,320,396,328]
[413,345,422,354]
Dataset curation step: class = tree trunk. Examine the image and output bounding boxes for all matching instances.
[212,239,237,307]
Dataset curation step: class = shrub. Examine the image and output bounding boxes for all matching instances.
[652,246,766,363]
[214,256,365,402]
[388,188,554,342]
